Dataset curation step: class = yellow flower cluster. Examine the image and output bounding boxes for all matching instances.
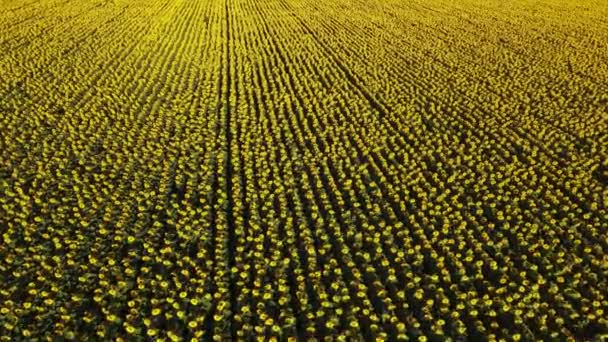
[1,0,607,340]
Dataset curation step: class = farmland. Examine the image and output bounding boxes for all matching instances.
[1,0,608,340]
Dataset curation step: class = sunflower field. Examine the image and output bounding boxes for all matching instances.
[1,0,607,340]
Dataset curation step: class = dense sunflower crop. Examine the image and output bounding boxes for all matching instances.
[1,0,608,340]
